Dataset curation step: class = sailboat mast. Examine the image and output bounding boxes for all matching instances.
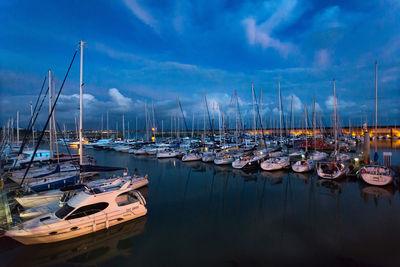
[333,79,337,151]
[16,111,19,144]
[152,102,156,139]
[191,112,194,138]
[305,104,308,153]
[218,105,221,145]
[101,114,103,139]
[48,69,53,159]
[313,97,316,150]
[79,40,84,165]
[278,80,282,145]
[122,114,125,140]
[291,96,294,149]
[203,92,206,144]
[235,91,238,147]
[53,78,59,163]
[30,102,35,146]
[375,61,378,142]
[251,82,256,144]
[260,88,263,134]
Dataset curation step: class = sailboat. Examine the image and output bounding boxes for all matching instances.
[359,62,393,186]
[317,80,348,180]
[201,151,215,162]
[232,151,265,170]
[292,104,315,172]
[260,156,290,171]
[182,150,202,162]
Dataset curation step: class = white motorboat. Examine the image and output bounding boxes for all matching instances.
[260,157,290,171]
[19,175,149,220]
[6,184,147,245]
[317,161,348,179]
[359,165,393,186]
[156,149,179,159]
[182,152,202,162]
[310,151,328,161]
[214,154,234,165]
[292,159,315,173]
[87,139,113,149]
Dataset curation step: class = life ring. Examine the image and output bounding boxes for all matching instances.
[360,168,367,174]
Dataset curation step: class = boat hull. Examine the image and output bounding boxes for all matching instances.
[6,209,147,245]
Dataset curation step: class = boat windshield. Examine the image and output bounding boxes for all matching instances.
[55,204,75,219]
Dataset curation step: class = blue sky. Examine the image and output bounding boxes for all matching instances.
[0,0,399,130]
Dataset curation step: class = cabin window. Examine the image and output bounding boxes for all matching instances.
[66,202,109,220]
[55,204,75,219]
[115,191,138,206]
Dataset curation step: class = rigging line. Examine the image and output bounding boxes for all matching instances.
[9,86,50,172]
[204,94,214,141]
[177,97,189,132]
[20,48,78,186]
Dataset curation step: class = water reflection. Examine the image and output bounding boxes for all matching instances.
[4,217,147,266]
[2,146,397,265]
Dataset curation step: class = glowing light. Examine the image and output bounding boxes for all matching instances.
[355,158,359,162]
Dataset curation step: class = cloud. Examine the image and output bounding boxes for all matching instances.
[243,18,295,58]
[284,94,303,112]
[242,0,302,57]
[122,0,158,32]
[324,95,355,110]
[61,93,95,102]
[109,88,133,111]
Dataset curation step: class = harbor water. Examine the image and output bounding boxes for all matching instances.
[1,141,400,266]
